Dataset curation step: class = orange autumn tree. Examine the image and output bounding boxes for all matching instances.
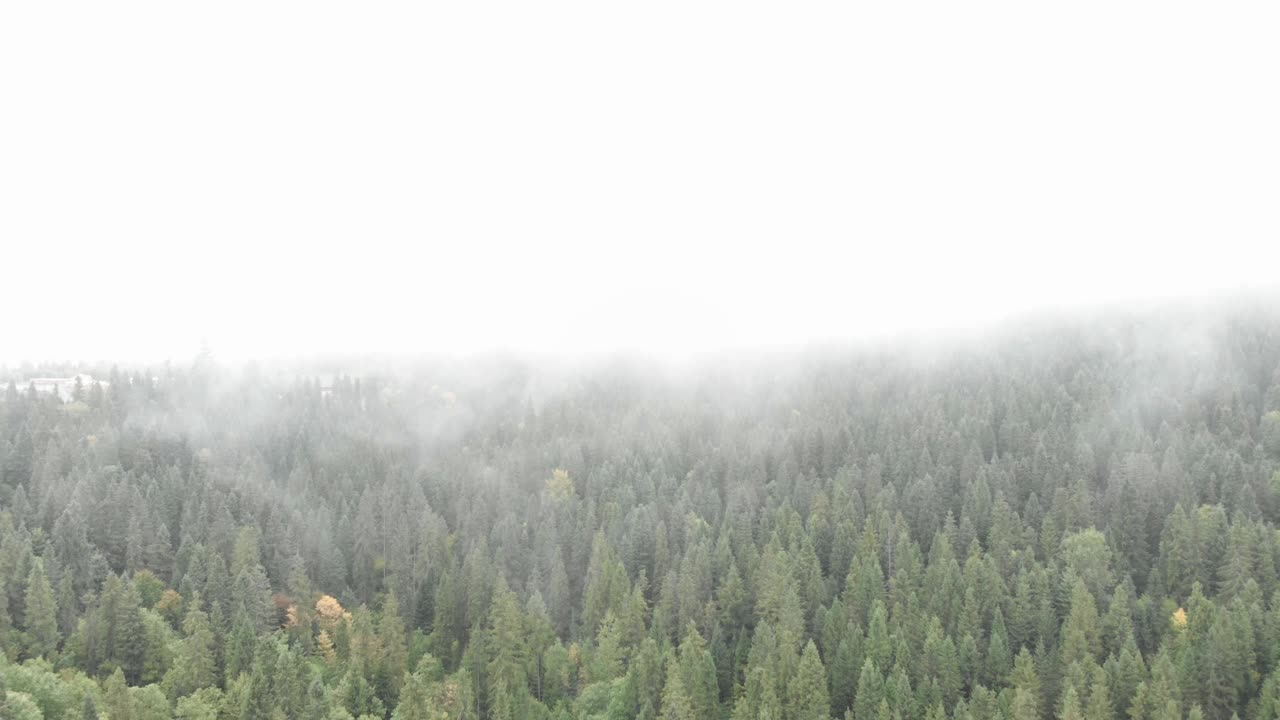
[316,594,350,626]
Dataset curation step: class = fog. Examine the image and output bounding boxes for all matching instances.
[3,6,1280,708]
[2,1,1277,363]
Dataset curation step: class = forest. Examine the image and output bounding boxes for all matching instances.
[2,303,1280,720]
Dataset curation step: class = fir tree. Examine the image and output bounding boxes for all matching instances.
[23,558,58,658]
[789,640,831,720]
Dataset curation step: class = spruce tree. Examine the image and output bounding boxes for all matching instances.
[164,599,217,699]
[677,623,719,720]
[23,558,58,659]
[1061,578,1102,667]
[985,608,1012,686]
[853,659,882,720]
[377,592,409,707]
[1011,648,1042,718]
[103,668,133,720]
[486,582,529,720]
[789,640,831,720]
[1085,667,1114,720]
[1059,685,1084,720]
[660,658,696,720]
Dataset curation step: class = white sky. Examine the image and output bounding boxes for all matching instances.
[2,1,1278,363]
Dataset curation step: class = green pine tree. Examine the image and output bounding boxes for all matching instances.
[1059,685,1084,720]
[486,582,530,720]
[661,658,697,720]
[789,640,831,720]
[163,599,218,699]
[23,558,58,659]
[1085,667,1113,720]
[853,659,882,720]
[677,623,719,720]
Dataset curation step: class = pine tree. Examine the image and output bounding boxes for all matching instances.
[1111,640,1146,715]
[392,658,445,720]
[334,667,387,719]
[733,666,768,720]
[758,676,784,720]
[377,592,409,707]
[1102,584,1135,657]
[583,533,628,635]
[592,610,625,683]
[318,628,338,664]
[985,608,1012,687]
[525,590,559,700]
[866,603,893,674]
[109,576,148,683]
[1011,648,1042,718]
[175,691,222,720]
[830,624,863,718]
[1061,577,1102,666]
[232,563,276,633]
[1010,688,1039,720]
[885,666,915,720]
[789,640,831,720]
[853,659,882,720]
[921,617,962,707]
[1201,609,1247,720]
[661,658,697,720]
[286,555,316,653]
[23,558,58,658]
[1059,685,1084,720]
[486,582,529,720]
[1085,667,1114,720]
[103,668,133,720]
[164,599,217,699]
[677,623,719,720]
[225,611,258,681]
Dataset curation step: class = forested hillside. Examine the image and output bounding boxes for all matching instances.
[3,305,1280,720]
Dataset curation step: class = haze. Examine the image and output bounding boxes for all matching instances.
[2,1,1277,363]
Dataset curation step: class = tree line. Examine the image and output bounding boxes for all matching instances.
[2,305,1280,719]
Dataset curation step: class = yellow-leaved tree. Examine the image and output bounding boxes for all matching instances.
[546,468,574,500]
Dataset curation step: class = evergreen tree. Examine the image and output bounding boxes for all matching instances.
[677,623,719,720]
[164,598,217,698]
[788,640,831,720]
[1011,647,1042,718]
[391,657,445,720]
[853,659,882,720]
[1010,688,1039,720]
[1059,685,1084,720]
[487,582,530,720]
[22,558,57,658]
[661,658,697,720]
[1085,667,1113,720]
[986,608,1012,686]
[1062,578,1102,667]
[377,591,409,707]
[829,624,863,717]
[103,668,133,720]
[225,611,258,681]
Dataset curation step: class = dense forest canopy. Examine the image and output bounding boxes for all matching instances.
[2,301,1280,720]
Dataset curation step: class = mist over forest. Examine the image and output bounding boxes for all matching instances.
[2,298,1280,720]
